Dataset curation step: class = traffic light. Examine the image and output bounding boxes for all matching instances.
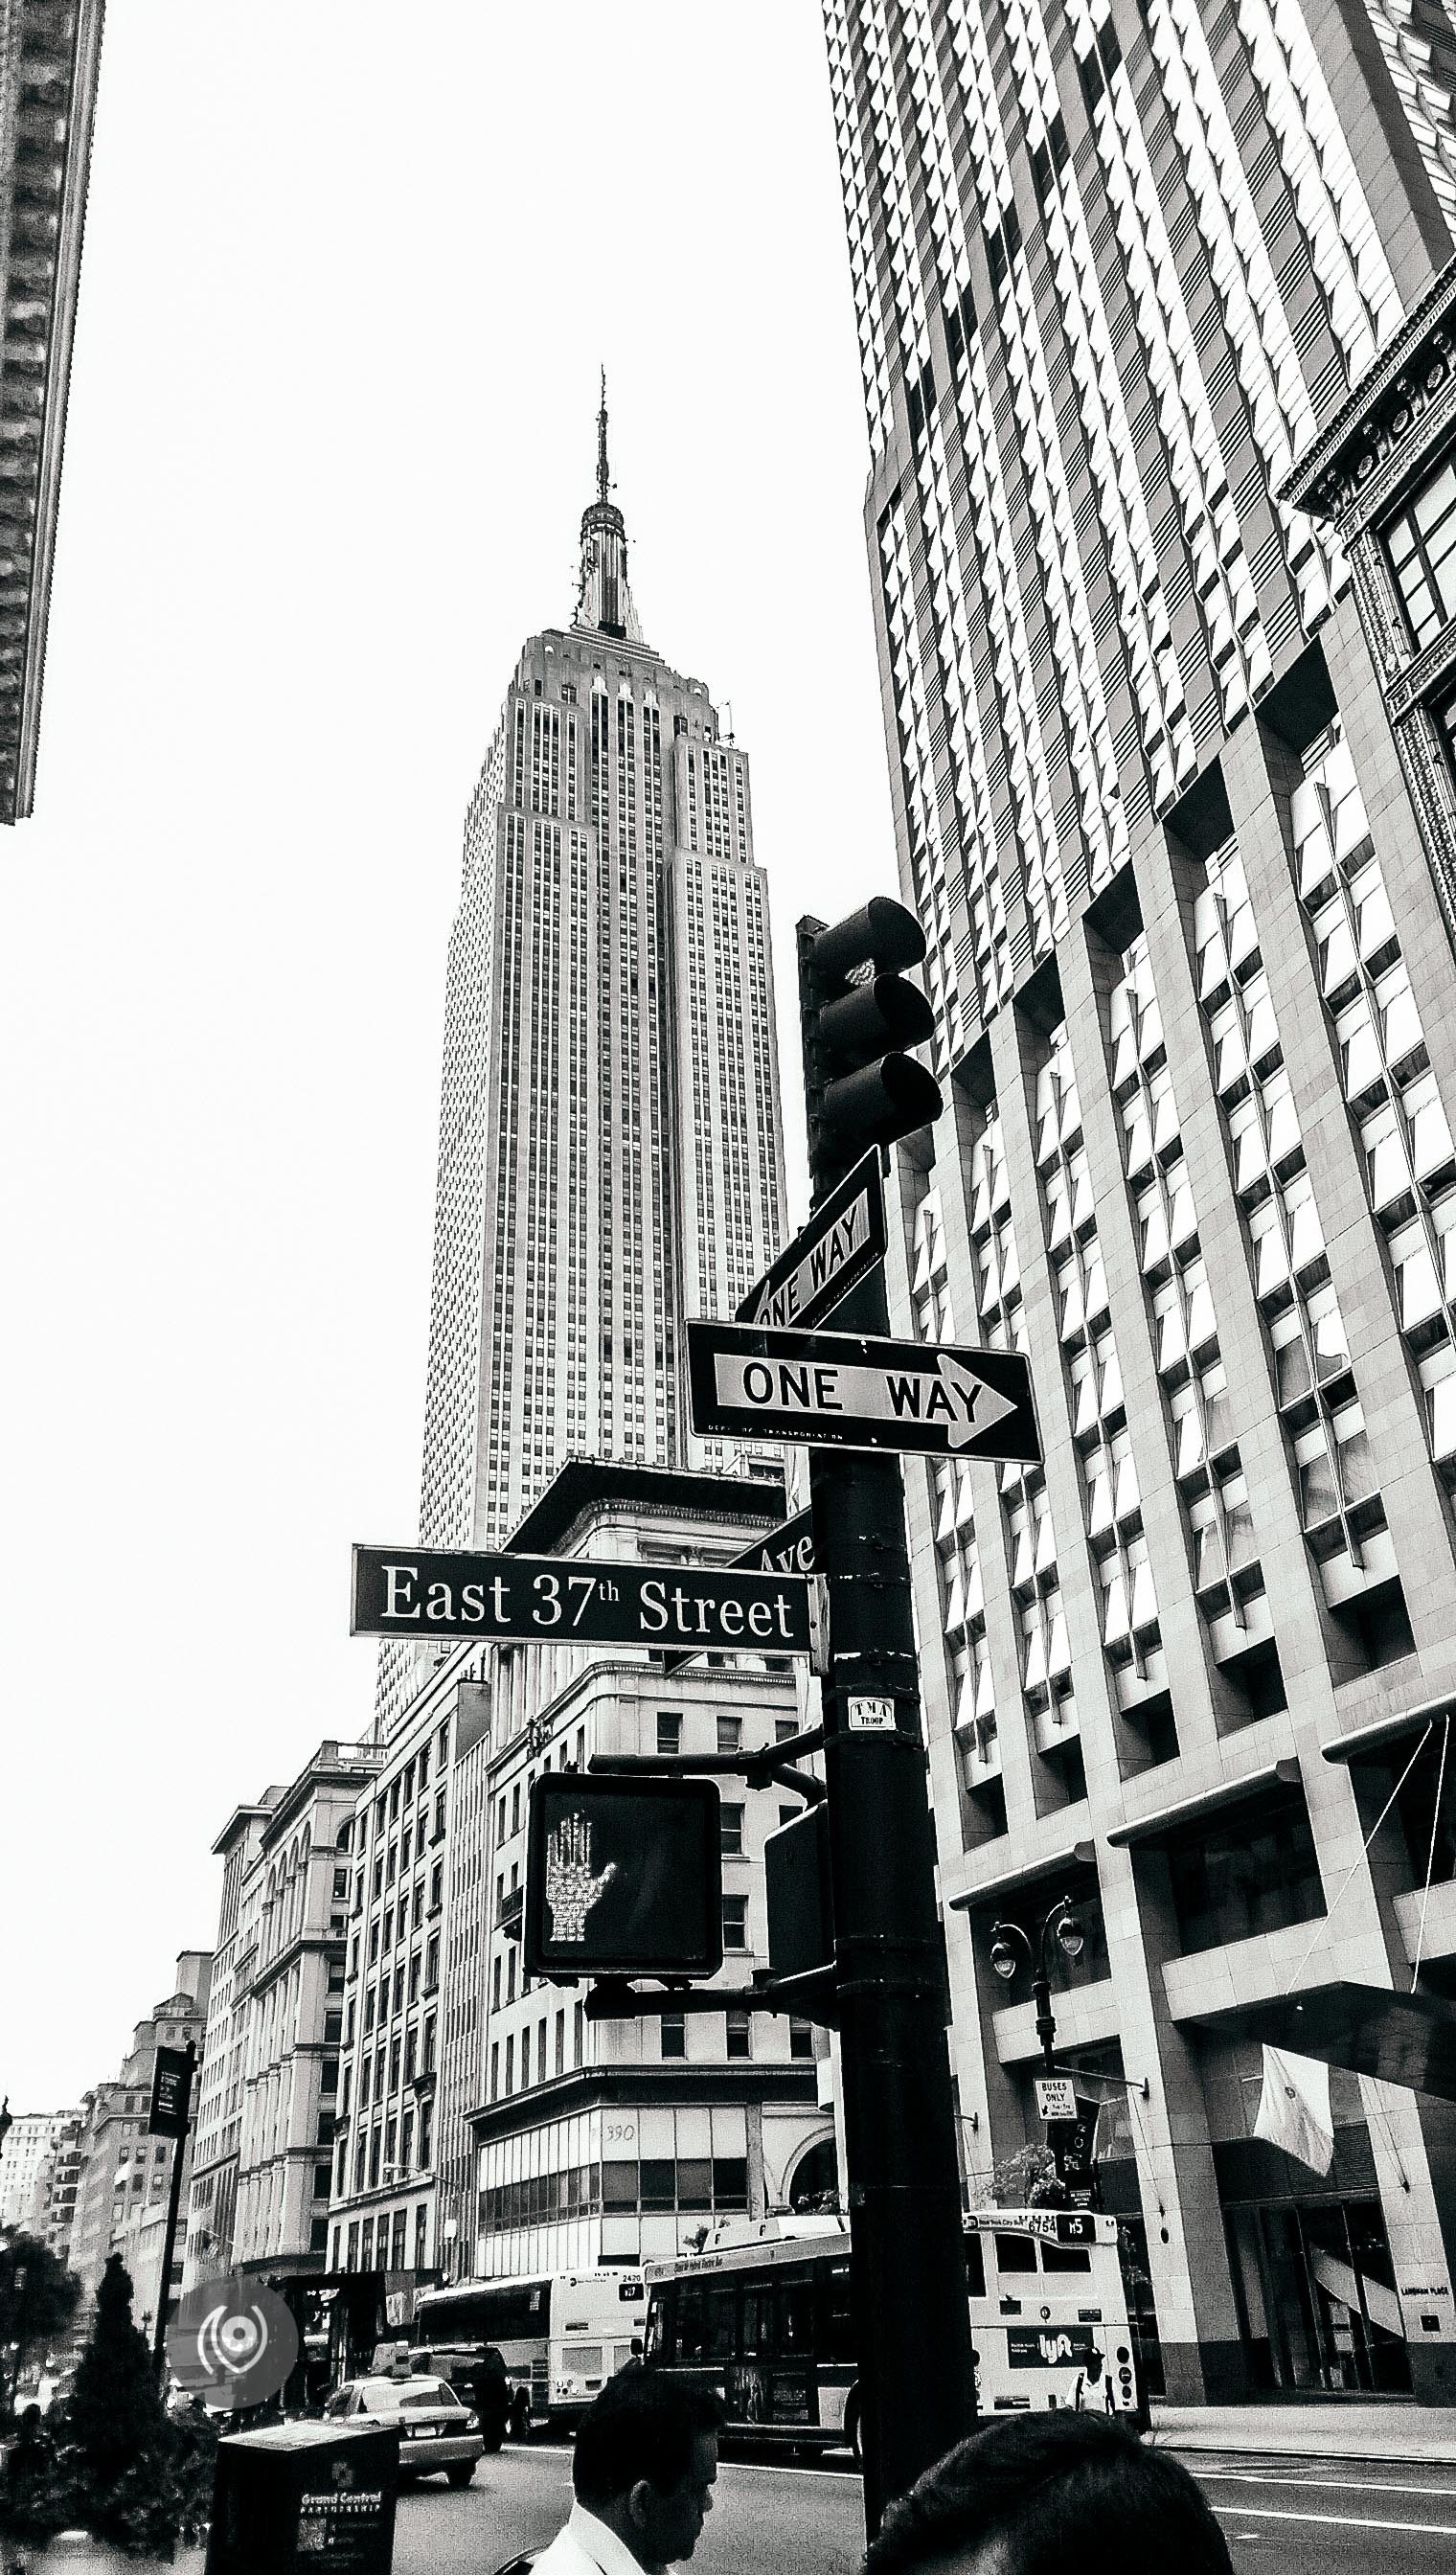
[798,899,943,1195]
[524,1774,724,1979]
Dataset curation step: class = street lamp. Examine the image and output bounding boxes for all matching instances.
[988,1893,1085,2073]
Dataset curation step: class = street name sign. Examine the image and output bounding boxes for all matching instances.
[737,1151,886,1333]
[686,1320,1040,1463]
[352,1542,812,1654]
[660,1507,816,1676]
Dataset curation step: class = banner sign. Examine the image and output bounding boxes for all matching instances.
[148,2045,193,2141]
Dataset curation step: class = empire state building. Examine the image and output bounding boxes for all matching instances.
[416,386,788,1557]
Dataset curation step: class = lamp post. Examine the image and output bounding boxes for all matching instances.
[988,1894,1085,2073]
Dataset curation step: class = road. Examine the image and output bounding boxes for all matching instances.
[17,2436,1452,2570]
[377,2440,1456,2575]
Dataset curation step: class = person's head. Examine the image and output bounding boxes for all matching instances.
[573,2367,724,2568]
[863,2413,1233,2575]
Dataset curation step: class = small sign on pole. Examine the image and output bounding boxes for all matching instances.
[148,2045,194,2141]
[1034,2074,1079,2123]
[737,1151,887,1333]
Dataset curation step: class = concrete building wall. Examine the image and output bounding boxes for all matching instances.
[823,0,1456,2404]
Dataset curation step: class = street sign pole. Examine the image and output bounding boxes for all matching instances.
[150,2039,195,2384]
[811,1252,976,2534]
[793,905,977,2537]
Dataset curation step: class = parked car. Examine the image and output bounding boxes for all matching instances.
[323,2373,484,2487]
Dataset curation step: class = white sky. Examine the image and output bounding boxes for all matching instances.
[0,4,898,2108]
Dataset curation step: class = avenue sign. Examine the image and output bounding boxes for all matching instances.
[351,1542,812,1654]
[660,1507,816,1677]
[686,1320,1040,1463]
[737,1151,886,1333]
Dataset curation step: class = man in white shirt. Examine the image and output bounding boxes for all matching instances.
[534,2369,725,2575]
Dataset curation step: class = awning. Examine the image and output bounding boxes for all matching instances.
[1105,1758,1300,1850]
[1172,1977,1456,2101]
[946,1839,1096,1913]
[1322,1693,1456,1766]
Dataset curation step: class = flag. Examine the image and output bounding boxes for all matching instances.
[1254,2045,1334,2176]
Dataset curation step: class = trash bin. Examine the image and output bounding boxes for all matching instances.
[206,2420,398,2574]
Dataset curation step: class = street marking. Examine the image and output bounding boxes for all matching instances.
[1208,2501,1456,2537]
[1196,2468,1456,2499]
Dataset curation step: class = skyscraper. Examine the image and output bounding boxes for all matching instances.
[823,0,1456,2403]
[418,385,787,1560]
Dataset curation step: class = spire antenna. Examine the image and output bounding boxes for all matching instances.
[597,366,610,507]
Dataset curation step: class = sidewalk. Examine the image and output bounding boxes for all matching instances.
[1152,2398,1456,2465]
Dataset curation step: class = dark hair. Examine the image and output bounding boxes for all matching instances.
[573,2366,725,2509]
[864,2415,1232,2575]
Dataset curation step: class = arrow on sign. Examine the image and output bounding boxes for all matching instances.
[686,1320,1040,1463]
[715,1345,1014,1449]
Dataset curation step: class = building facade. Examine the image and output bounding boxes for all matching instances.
[467,1462,831,2280]
[30,2111,84,2266]
[328,1662,482,2289]
[330,1462,833,2295]
[186,1745,382,2294]
[0,2109,71,2232]
[66,1954,212,2335]
[0,0,105,822]
[184,1798,278,2291]
[413,389,788,1580]
[823,0,1456,2402]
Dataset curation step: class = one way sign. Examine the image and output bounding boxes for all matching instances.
[686,1319,1040,1463]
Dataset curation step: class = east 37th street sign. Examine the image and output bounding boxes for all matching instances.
[351,1543,812,1653]
[686,1319,1040,1463]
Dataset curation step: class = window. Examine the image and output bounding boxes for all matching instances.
[661,2014,686,2060]
[717,1714,742,1755]
[719,1802,744,1857]
[1163,1781,1326,1954]
[789,2017,815,2060]
[725,2010,752,2060]
[657,1712,682,1755]
[722,1894,748,1950]
[1385,458,1456,649]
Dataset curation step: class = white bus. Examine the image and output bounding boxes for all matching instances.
[409,2267,647,2434]
[642,2211,1142,2457]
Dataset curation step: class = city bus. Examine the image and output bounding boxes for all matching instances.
[408,2267,647,2434]
[642,2211,1143,2456]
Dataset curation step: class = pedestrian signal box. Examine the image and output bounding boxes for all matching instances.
[525,1774,724,1981]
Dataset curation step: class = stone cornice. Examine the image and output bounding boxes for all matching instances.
[1387,616,1456,720]
[1283,257,1456,534]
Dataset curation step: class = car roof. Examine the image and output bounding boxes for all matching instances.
[356,2375,453,2401]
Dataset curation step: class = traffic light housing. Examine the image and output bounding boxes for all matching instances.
[524,1773,723,1980]
[799,898,943,1196]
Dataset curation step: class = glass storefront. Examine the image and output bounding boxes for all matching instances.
[1224,2196,1410,2394]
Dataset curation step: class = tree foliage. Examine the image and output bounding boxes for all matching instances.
[0,2253,216,2554]
[0,2230,80,2403]
[66,2252,172,2484]
[981,2142,1073,2208]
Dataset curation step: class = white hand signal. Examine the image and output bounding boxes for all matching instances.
[544,1812,618,1943]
